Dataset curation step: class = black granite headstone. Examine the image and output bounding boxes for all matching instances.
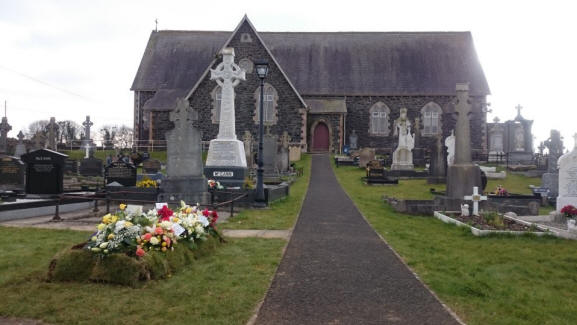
[105,161,137,186]
[80,157,103,176]
[0,155,25,191]
[21,149,68,194]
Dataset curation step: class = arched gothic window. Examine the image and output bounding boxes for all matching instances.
[211,85,222,124]
[369,102,390,136]
[420,102,443,136]
[254,83,279,125]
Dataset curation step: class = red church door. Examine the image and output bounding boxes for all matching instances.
[313,122,330,151]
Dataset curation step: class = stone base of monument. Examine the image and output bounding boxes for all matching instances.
[158,177,210,205]
[203,166,246,187]
[391,148,414,171]
[541,173,559,197]
[446,164,482,206]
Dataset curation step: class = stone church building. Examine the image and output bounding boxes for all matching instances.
[131,16,490,159]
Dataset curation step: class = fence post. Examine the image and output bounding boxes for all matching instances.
[106,196,110,214]
[230,192,234,218]
[52,198,62,222]
[93,199,99,212]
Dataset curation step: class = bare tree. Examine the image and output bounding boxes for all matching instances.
[57,120,81,143]
[115,125,133,149]
[26,120,49,138]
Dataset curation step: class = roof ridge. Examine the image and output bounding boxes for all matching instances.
[155,30,472,34]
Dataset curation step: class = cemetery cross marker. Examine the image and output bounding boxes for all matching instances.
[464,186,487,216]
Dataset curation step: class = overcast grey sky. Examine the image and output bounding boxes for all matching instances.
[0,0,575,148]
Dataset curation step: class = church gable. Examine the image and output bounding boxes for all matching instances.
[187,17,307,144]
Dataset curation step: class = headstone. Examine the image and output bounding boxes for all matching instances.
[358,148,375,168]
[243,130,253,169]
[263,133,278,175]
[445,130,455,166]
[0,155,25,191]
[504,105,534,164]
[427,134,446,184]
[277,131,291,172]
[47,117,58,151]
[446,83,482,203]
[289,145,302,162]
[464,186,487,216]
[391,108,415,171]
[14,131,26,158]
[204,48,247,186]
[488,118,505,160]
[82,116,94,159]
[21,149,68,194]
[542,129,564,197]
[158,98,207,204]
[142,159,161,174]
[105,161,137,187]
[0,116,12,154]
[64,159,78,175]
[557,134,577,211]
[349,130,358,150]
[79,157,103,177]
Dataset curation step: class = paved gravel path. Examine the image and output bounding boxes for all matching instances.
[254,154,460,325]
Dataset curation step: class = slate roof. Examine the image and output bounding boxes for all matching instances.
[131,29,490,106]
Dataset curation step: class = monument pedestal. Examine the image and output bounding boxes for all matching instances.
[541,172,559,197]
[204,139,247,187]
[446,163,482,209]
[158,176,210,205]
[391,147,414,171]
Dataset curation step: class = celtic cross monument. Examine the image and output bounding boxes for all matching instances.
[204,48,248,186]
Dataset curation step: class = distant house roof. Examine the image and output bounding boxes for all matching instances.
[131,29,490,98]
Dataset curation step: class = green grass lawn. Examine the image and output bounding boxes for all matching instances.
[333,162,577,325]
[219,154,312,230]
[0,227,284,325]
[60,150,169,163]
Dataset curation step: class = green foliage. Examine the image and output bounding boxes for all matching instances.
[481,211,505,229]
[91,253,147,287]
[48,248,95,282]
[0,227,285,324]
[333,163,577,325]
[220,154,312,230]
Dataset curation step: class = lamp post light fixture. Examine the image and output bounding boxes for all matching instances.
[254,59,269,207]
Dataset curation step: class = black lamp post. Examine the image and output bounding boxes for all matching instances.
[254,59,269,207]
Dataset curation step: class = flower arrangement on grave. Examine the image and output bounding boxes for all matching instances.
[208,179,224,190]
[493,185,508,196]
[136,177,157,188]
[561,205,577,219]
[85,201,220,257]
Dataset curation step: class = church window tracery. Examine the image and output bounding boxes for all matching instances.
[254,83,279,125]
[420,102,442,136]
[211,85,223,124]
[369,102,390,136]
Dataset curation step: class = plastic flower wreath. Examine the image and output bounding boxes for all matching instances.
[561,205,577,219]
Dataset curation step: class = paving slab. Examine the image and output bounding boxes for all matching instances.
[254,154,461,325]
[222,229,291,240]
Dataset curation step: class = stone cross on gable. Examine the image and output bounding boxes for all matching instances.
[515,104,523,118]
[464,186,487,216]
[47,117,58,150]
[82,116,93,140]
[573,133,577,150]
[210,48,245,140]
[0,116,12,153]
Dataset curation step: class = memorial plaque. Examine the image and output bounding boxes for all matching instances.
[142,159,161,174]
[0,155,25,190]
[79,157,103,176]
[105,161,137,186]
[21,149,68,194]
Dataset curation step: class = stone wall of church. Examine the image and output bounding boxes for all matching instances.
[185,21,305,146]
[344,95,487,156]
[150,111,172,142]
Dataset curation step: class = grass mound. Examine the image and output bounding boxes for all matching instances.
[47,237,220,287]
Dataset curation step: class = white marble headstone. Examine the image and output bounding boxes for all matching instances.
[557,134,577,211]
